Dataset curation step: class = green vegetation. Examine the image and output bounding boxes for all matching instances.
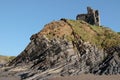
[42,19,120,49]
[0,55,15,63]
[66,19,120,49]
[118,32,120,35]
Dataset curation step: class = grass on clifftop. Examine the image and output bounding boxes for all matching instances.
[66,19,120,48]
[39,19,120,49]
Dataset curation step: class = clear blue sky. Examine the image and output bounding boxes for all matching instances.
[0,0,120,56]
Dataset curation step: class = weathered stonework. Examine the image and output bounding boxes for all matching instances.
[76,7,100,26]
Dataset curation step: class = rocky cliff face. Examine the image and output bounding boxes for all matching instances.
[8,19,120,80]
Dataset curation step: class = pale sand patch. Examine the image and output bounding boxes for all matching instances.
[49,74,120,80]
[0,77,20,80]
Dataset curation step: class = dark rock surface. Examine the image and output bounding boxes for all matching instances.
[7,34,120,80]
[2,19,120,80]
[92,46,120,75]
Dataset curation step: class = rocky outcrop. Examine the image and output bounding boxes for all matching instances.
[92,46,120,75]
[9,35,120,80]
[7,19,120,80]
[9,35,105,80]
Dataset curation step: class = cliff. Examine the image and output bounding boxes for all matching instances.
[5,19,120,80]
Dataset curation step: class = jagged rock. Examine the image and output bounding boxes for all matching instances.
[7,19,120,80]
[91,46,120,75]
[9,35,106,79]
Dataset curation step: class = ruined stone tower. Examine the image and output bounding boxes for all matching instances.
[76,7,100,26]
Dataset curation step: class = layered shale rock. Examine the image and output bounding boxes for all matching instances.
[8,19,120,80]
[92,45,120,75]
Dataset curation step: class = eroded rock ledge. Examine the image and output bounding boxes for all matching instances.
[7,19,120,80]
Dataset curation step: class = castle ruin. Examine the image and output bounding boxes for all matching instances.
[76,7,100,26]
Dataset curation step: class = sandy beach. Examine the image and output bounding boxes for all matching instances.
[49,74,120,80]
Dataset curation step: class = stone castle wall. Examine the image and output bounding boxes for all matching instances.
[76,7,100,26]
